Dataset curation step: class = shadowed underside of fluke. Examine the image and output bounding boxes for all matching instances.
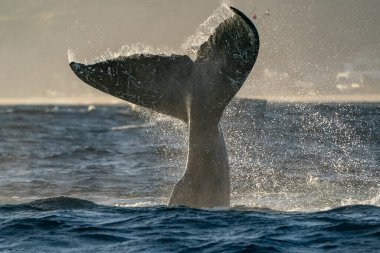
[69,7,259,208]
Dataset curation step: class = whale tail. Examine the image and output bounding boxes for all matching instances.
[69,7,259,208]
[69,7,259,122]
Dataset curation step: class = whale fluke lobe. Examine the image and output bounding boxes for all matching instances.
[69,7,259,208]
[70,54,193,122]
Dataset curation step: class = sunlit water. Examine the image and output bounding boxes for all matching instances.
[0,101,379,252]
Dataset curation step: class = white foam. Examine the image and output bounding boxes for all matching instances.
[111,124,147,131]
[114,197,167,207]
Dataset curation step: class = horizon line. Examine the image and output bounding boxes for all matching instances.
[0,95,379,105]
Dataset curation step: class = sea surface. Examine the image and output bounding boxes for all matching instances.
[0,100,379,252]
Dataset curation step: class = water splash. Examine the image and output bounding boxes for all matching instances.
[67,49,76,63]
[223,102,380,211]
[181,2,234,56]
[68,43,177,64]
[68,2,233,63]
[120,94,379,211]
[92,43,177,63]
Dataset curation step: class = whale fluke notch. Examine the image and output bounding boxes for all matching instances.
[69,7,259,208]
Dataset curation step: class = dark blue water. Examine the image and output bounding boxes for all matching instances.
[0,197,379,252]
[0,101,379,252]
[0,198,380,252]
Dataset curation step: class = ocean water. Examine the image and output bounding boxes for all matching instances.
[0,101,379,252]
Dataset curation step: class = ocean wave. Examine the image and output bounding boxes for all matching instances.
[0,198,379,252]
[1,196,379,213]
[0,102,379,252]
[43,146,113,160]
[0,197,97,212]
[26,196,97,210]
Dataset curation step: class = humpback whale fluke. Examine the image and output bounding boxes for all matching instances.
[69,7,259,208]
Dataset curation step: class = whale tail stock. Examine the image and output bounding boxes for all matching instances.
[69,7,259,208]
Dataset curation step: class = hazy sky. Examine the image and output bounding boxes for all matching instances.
[0,0,379,101]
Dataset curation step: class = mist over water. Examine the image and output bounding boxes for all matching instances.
[1,102,378,212]
[145,101,380,211]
